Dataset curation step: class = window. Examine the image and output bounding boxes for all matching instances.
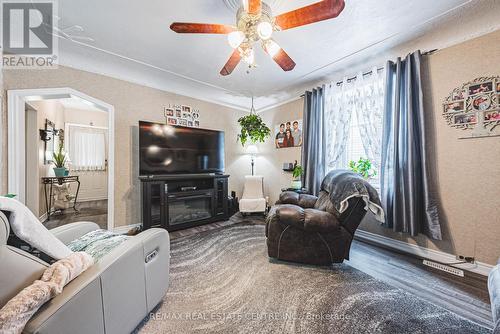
[67,125,107,171]
[345,108,382,188]
[324,68,385,188]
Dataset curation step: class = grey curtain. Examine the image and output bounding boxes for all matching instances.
[302,87,326,196]
[380,51,442,240]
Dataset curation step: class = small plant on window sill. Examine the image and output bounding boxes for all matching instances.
[348,158,376,179]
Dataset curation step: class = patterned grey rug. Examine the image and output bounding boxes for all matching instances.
[136,222,490,333]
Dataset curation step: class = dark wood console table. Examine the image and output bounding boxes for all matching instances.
[42,176,81,221]
[140,174,229,231]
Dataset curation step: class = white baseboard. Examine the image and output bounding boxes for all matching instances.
[77,196,108,203]
[113,223,141,234]
[39,213,47,222]
[355,229,493,276]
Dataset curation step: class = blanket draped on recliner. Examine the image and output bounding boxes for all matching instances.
[0,197,72,259]
[321,170,385,222]
[0,252,94,334]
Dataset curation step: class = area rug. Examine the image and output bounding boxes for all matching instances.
[135,222,490,333]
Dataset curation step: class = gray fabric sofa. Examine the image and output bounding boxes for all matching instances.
[0,211,170,334]
[489,259,500,333]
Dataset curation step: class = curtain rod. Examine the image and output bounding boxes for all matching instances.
[300,49,439,97]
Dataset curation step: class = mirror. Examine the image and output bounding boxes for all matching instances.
[40,119,63,165]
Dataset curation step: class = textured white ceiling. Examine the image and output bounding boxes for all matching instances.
[55,0,500,111]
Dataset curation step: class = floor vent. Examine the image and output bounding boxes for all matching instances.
[423,260,464,277]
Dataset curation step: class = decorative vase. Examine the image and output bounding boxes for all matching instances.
[53,167,66,177]
[291,179,302,190]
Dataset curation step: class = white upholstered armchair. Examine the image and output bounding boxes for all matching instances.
[239,175,268,215]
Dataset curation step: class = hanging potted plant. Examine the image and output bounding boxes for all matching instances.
[52,142,67,177]
[291,164,304,190]
[348,158,377,179]
[237,98,271,146]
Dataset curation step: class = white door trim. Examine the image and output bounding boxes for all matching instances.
[7,88,115,231]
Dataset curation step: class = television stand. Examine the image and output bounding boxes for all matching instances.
[140,174,229,231]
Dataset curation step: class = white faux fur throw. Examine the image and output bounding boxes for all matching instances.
[0,197,72,259]
[0,252,94,334]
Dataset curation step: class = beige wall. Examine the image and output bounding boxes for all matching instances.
[359,30,500,265]
[260,30,500,265]
[256,99,304,205]
[64,108,108,127]
[1,66,247,227]
[28,100,66,217]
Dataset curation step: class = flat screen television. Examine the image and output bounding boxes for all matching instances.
[139,121,225,176]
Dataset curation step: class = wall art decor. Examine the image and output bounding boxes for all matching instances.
[163,105,200,128]
[274,119,302,149]
[442,76,500,139]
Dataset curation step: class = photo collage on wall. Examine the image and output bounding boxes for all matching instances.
[164,105,201,128]
[443,76,500,129]
[274,119,303,149]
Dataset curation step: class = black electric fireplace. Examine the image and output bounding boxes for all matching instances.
[140,174,229,231]
[138,121,229,231]
[167,190,213,226]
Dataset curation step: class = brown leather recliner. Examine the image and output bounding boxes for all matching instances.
[266,172,372,265]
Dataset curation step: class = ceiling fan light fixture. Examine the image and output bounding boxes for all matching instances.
[257,21,273,40]
[264,39,281,57]
[241,47,255,65]
[227,30,245,48]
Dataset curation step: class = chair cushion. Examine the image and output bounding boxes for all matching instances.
[277,192,318,208]
[239,198,266,213]
[275,204,340,233]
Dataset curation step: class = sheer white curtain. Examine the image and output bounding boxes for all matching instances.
[324,78,354,170]
[354,67,385,169]
[68,126,107,171]
[324,67,385,172]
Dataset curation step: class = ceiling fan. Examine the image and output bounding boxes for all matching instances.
[170,0,345,76]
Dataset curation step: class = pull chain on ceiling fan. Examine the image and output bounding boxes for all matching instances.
[170,0,345,76]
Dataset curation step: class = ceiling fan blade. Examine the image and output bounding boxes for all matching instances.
[220,49,242,76]
[247,0,262,15]
[170,22,235,34]
[274,0,345,31]
[263,41,296,72]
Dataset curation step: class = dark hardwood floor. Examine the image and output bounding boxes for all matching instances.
[170,213,493,330]
[43,200,108,230]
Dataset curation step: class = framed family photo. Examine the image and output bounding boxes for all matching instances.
[274,120,303,149]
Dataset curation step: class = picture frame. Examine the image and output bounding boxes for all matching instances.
[468,81,493,96]
[167,117,178,125]
[274,119,303,149]
[454,114,476,125]
[442,76,500,137]
[444,101,464,113]
[164,107,174,117]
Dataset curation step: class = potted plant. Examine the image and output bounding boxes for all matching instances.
[291,164,304,190]
[237,113,271,146]
[348,158,377,179]
[52,142,67,177]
